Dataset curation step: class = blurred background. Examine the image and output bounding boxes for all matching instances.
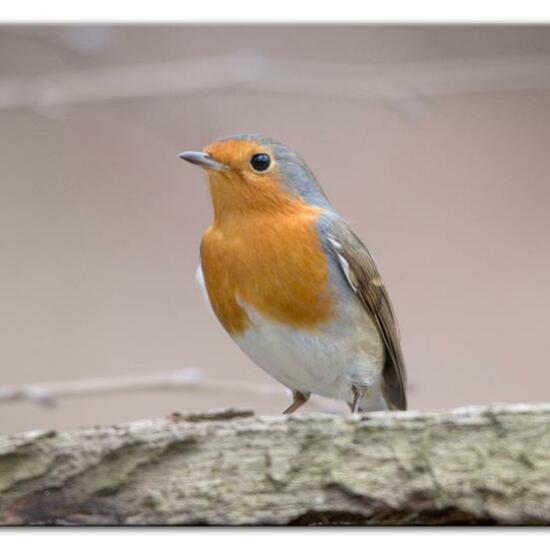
[1,25,550,434]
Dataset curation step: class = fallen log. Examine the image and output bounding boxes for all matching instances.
[1,404,549,525]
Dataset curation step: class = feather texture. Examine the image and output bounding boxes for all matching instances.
[326,221,407,410]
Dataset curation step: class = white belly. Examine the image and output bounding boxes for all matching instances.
[197,265,387,409]
[237,302,387,411]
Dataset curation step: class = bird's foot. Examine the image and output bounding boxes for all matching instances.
[349,385,367,413]
[282,390,311,414]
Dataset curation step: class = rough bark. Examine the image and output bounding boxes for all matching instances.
[1,404,550,526]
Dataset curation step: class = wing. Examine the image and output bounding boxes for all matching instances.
[325,220,407,410]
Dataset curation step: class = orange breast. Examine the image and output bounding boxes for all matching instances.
[200,207,334,335]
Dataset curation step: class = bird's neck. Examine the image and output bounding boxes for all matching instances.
[207,170,305,224]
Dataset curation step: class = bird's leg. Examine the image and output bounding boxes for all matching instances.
[349,385,366,413]
[282,390,310,415]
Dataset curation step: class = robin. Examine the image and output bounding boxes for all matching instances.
[180,134,407,413]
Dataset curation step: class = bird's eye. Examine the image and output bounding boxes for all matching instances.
[250,153,271,173]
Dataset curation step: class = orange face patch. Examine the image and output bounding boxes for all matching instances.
[202,139,294,220]
[199,139,334,335]
[204,139,268,171]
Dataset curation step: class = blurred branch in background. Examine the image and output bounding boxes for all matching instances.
[0,368,274,406]
[0,369,344,412]
[1,52,550,115]
[0,52,263,110]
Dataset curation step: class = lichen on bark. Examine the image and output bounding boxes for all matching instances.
[1,404,550,525]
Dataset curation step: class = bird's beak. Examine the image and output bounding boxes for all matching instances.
[179,151,228,172]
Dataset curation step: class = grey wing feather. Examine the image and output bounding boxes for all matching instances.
[326,220,407,410]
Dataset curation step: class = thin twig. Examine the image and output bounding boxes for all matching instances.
[0,369,344,412]
[0,369,285,406]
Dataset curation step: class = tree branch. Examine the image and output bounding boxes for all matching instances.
[0,370,342,411]
[1,404,549,525]
[0,369,290,406]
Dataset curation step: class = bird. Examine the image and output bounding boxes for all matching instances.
[179,134,406,413]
